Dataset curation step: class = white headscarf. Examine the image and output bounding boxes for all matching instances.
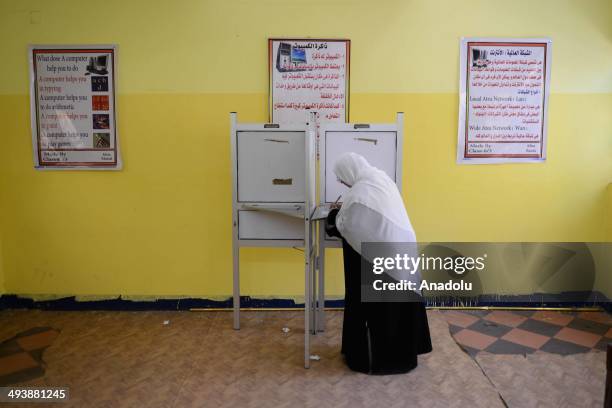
[333,153,419,284]
[334,152,416,247]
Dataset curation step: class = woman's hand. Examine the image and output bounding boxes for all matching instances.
[325,208,341,238]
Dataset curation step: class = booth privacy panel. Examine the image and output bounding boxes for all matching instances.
[237,131,306,203]
[323,131,398,203]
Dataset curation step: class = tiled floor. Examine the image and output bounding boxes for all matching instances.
[0,309,607,407]
[441,309,612,356]
[0,327,59,385]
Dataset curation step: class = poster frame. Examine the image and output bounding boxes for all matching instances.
[457,37,552,165]
[28,44,122,170]
[268,38,350,124]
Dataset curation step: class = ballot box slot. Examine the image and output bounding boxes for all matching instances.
[354,137,378,145]
[273,178,293,185]
[264,138,289,143]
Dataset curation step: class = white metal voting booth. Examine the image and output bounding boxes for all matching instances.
[315,113,404,331]
[230,112,404,367]
[230,112,318,368]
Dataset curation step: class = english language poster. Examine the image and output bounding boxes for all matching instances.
[29,45,121,170]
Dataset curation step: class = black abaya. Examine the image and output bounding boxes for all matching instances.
[327,209,432,375]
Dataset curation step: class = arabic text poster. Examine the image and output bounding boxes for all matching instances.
[29,45,121,169]
[269,39,350,123]
[457,38,552,164]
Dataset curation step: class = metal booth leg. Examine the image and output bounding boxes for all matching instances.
[232,235,240,330]
[317,246,326,332]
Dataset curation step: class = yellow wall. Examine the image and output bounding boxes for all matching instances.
[606,185,612,241]
[599,185,612,298]
[0,173,4,295]
[0,0,610,299]
[0,233,4,295]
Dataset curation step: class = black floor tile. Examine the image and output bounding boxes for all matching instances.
[484,339,535,355]
[540,338,590,355]
[567,318,610,335]
[517,318,563,337]
[0,365,45,387]
[0,340,22,358]
[466,319,512,338]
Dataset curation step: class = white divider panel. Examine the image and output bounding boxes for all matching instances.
[323,130,398,203]
[237,131,306,203]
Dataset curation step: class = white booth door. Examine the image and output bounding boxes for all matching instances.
[237,131,305,203]
[324,131,398,203]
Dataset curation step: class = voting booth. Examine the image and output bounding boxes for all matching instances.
[230,112,318,368]
[230,112,404,367]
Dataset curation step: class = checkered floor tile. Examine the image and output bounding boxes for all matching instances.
[442,310,612,357]
[0,327,59,386]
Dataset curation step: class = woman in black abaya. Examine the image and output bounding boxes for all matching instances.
[325,153,432,375]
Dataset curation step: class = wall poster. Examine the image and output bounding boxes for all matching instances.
[269,38,350,124]
[457,38,552,164]
[29,45,121,169]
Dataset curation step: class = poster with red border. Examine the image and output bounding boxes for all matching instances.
[29,45,121,170]
[457,38,552,164]
[269,38,350,124]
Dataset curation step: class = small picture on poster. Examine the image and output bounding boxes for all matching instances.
[457,38,552,164]
[269,38,350,124]
[29,45,121,169]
